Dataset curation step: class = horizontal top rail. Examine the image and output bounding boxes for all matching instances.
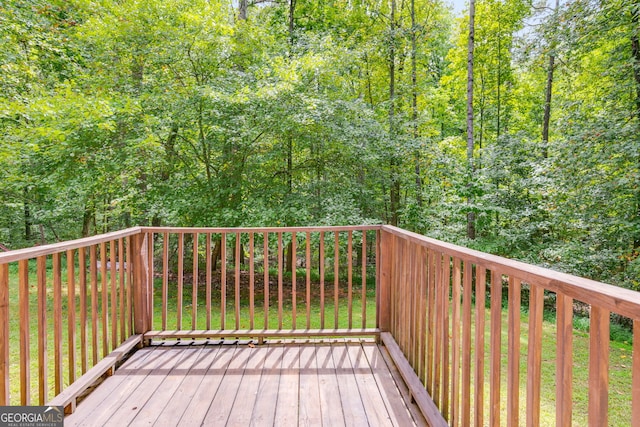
[382,225,640,319]
[140,225,382,234]
[0,227,142,264]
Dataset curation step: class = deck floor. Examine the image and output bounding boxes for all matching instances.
[65,339,426,426]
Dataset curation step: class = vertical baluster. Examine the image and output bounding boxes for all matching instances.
[461,261,472,427]
[426,249,435,395]
[19,260,30,405]
[588,306,609,427]
[334,232,339,329]
[450,258,462,426]
[206,233,212,330]
[127,237,133,336]
[361,231,367,329]
[162,233,169,330]
[319,231,325,329]
[489,270,502,426]
[119,238,125,341]
[147,233,154,332]
[110,240,117,350]
[193,233,199,330]
[633,319,640,425]
[235,232,240,330]
[347,230,352,329]
[263,233,269,329]
[433,252,442,406]
[441,255,451,419]
[90,246,98,365]
[418,246,427,385]
[53,253,63,395]
[474,266,486,427]
[37,256,47,404]
[375,229,380,329]
[249,232,255,330]
[526,284,543,427]
[507,277,522,427]
[79,248,88,374]
[221,233,227,330]
[67,249,76,384]
[177,233,184,330]
[291,232,297,330]
[556,292,572,426]
[0,263,8,405]
[99,242,108,357]
[306,232,311,330]
[278,232,283,330]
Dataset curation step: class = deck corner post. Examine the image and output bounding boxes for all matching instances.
[378,228,392,333]
[132,232,151,335]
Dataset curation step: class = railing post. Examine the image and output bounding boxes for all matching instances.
[132,232,151,336]
[0,263,8,405]
[378,228,392,333]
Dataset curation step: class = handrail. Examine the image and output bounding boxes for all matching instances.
[379,225,640,426]
[0,227,142,264]
[382,225,640,319]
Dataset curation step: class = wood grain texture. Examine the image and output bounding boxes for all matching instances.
[588,306,609,427]
[78,248,87,375]
[489,270,502,427]
[474,266,486,427]
[193,233,199,329]
[37,256,48,404]
[507,277,521,427]
[53,253,63,395]
[0,263,9,405]
[19,260,30,405]
[555,293,573,426]
[633,319,640,427]
[461,260,472,426]
[526,285,543,427]
[381,226,640,319]
[67,249,77,385]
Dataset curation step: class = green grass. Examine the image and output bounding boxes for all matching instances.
[2,261,635,426]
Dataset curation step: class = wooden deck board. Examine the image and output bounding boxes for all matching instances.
[330,342,370,425]
[315,344,347,427]
[298,345,322,426]
[64,341,426,427]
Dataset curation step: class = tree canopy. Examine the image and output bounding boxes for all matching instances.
[1,0,639,291]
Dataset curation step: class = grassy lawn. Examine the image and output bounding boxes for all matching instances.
[3,261,635,426]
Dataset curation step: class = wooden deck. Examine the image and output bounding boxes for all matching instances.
[64,339,426,426]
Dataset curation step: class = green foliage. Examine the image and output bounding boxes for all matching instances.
[1,0,639,299]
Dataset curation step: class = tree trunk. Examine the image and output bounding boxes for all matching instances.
[212,238,222,272]
[286,241,293,273]
[542,0,560,158]
[632,7,640,248]
[82,202,94,237]
[239,0,247,20]
[389,0,400,227]
[466,0,476,240]
[411,0,422,207]
[24,188,32,241]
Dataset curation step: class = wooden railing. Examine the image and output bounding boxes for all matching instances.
[379,225,640,426]
[0,225,379,411]
[2,224,640,425]
[137,226,380,340]
[0,228,143,408]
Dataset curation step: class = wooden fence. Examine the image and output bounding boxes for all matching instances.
[1,224,639,425]
[379,225,640,426]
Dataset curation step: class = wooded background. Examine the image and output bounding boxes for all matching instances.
[1,0,639,292]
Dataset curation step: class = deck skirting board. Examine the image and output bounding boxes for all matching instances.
[380,332,448,426]
[47,334,143,414]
